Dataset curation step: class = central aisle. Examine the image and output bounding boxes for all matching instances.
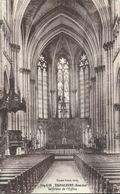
[31,161,91,193]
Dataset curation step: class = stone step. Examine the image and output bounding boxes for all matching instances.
[47,149,79,155]
[54,155,74,161]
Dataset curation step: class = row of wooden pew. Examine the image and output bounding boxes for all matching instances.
[74,153,120,193]
[0,154,54,194]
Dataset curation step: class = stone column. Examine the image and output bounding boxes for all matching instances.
[43,130,45,147]
[35,84,38,138]
[0,20,4,97]
[40,130,43,147]
[118,19,120,49]
[30,79,35,139]
[95,66,105,138]
[10,43,20,90]
[19,69,25,138]
[103,41,114,152]
[27,70,31,139]
[19,68,30,139]
[0,20,6,156]
[26,69,31,140]
[110,0,115,23]
[94,69,99,138]
[50,90,56,118]
[114,105,120,152]
[91,77,96,137]
[9,43,20,132]
[69,89,77,117]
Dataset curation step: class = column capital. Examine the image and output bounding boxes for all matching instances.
[114,103,120,111]
[103,41,113,51]
[19,68,31,74]
[9,43,20,51]
[50,89,56,94]
[91,77,96,82]
[94,65,105,73]
[30,79,35,83]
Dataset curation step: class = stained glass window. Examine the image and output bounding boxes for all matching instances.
[79,52,90,118]
[37,55,48,118]
[57,57,70,118]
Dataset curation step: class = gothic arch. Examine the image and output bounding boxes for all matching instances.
[29,30,96,79]
[12,0,111,75]
[13,0,110,43]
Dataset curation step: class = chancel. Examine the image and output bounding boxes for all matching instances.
[0,0,120,193]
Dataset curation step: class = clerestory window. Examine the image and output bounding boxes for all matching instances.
[57,57,70,118]
[37,55,48,118]
[78,52,90,118]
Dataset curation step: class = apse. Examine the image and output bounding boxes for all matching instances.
[35,33,91,147]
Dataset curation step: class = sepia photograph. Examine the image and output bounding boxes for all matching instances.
[0,0,120,193]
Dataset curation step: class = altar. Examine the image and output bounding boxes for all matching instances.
[46,118,90,148]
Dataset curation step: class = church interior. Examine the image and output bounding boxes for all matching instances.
[0,0,120,193]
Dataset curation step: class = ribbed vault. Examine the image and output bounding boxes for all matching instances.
[13,0,111,75]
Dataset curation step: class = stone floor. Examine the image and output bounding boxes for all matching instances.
[31,161,91,193]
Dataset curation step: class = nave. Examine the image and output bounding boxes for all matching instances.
[0,0,120,193]
[31,161,91,194]
[0,149,120,194]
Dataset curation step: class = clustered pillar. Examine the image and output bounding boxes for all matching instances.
[91,77,96,137]
[94,66,105,139]
[19,68,31,151]
[103,41,114,153]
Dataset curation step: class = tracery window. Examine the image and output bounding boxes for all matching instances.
[57,57,70,118]
[78,52,90,118]
[37,55,48,118]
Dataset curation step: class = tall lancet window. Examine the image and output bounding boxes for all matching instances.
[79,52,90,118]
[57,57,70,118]
[37,55,48,118]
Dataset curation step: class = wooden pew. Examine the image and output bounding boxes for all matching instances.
[0,154,54,194]
[91,163,120,193]
[74,153,120,193]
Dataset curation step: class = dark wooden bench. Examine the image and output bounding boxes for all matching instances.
[74,153,120,193]
[0,154,54,194]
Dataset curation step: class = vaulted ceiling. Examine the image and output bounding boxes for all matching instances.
[14,0,110,70]
[22,0,101,41]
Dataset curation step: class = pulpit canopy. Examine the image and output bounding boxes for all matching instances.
[0,65,26,113]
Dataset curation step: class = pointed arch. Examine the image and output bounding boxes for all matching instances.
[57,56,70,118]
[78,51,90,118]
[37,54,48,119]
